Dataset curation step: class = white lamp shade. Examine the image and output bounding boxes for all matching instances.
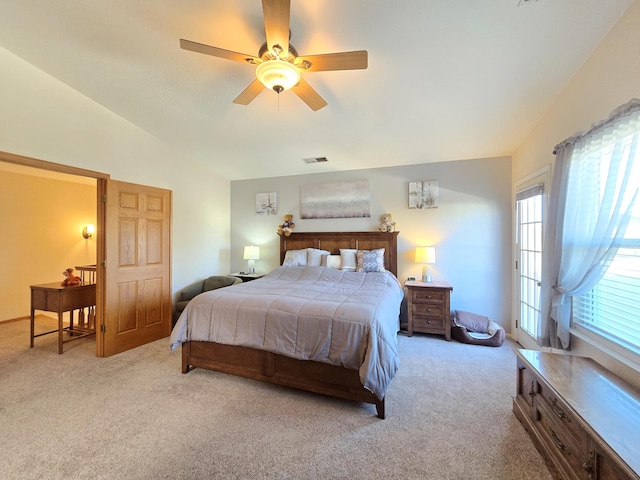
[243,245,260,260]
[256,59,300,92]
[415,246,436,264]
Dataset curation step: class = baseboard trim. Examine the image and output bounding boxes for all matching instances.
[0,316,29,324]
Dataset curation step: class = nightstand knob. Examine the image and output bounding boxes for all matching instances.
[427,295,432,298]
[427,320,431,324]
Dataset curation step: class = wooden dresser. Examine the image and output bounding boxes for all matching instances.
[513,349,640,480]
[405,280,452,340]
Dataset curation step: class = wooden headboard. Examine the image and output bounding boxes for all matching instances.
[279,231,399,277]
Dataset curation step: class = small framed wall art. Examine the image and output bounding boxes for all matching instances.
[409,181,440,209]
[256,192,277,215]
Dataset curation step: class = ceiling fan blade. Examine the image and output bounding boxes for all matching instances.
[180,39,261,65]
[262,0,290,57]
[292,78,327,111]
[233,79,265,105]
[295,51,368,72]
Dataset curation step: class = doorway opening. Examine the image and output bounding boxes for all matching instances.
[0,150,108,356]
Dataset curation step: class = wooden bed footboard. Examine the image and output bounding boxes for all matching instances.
[182,341,385,419]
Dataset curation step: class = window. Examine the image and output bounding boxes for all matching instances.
[571,119,640,355]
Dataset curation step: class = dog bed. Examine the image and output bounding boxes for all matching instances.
[451,310,505,347]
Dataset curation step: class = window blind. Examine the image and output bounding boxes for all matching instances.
[515,183,544,202]
[573,244,640,353]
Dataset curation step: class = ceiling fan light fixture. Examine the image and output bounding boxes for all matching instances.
[256,59,300,93]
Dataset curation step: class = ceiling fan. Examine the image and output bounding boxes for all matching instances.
[180,0,368,111]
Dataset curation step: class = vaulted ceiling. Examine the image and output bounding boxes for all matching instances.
[0,0,633,180]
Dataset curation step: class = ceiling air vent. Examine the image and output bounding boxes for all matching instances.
[302,157,328,164]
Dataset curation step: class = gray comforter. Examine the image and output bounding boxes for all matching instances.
[170,266,403,399]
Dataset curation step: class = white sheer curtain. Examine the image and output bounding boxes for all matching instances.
[538,99,640,349]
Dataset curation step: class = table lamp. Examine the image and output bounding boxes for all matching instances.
[415,246,436,282]
[243,245,260,274]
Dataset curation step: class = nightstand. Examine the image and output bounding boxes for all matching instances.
[229,272,264,282]
[405,280,453,340]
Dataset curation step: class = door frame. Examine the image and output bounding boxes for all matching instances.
[513,165,549,350]
[0,150,109,356]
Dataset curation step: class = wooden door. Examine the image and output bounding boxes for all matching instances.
[101,180,172,357]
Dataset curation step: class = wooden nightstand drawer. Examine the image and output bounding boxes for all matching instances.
[412,303,446,318]
[412,289,446,304]
[412,314,446,331]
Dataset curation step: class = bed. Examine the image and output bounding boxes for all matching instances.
[170,231,402,418]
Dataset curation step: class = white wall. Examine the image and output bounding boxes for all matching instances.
[0,46,231,301]
[231,156,512,330]
[513,1,640,180]
[512,0,640,386]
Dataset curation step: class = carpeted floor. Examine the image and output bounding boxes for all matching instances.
[0,318,552,480]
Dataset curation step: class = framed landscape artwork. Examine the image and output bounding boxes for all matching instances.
[301,180,371,219]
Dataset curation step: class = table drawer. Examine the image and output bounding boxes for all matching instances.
[535,397,589,480]
[411,289,446,304]
[412,314,446,331]
[412,304,446,318]
[536,378,587,449]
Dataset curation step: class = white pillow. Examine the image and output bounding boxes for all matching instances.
[307,248,330,267]
[324,254,342,269]
[339,249,357,271]
[282,249,307,267]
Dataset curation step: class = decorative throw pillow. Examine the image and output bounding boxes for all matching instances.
[282,249,307,267]
[356,248,385,272]
[339,249,357,271]
[307,248,330,266]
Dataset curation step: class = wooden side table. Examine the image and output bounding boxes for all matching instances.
[405,280,453,340]
[229,272,264,282]
[30,282,97,354]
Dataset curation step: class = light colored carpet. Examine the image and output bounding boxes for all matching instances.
[0,318,552,480]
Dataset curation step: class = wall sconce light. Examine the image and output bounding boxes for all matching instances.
[82,224,95,239]
[415,246,436,283]
[243,245,260,274]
